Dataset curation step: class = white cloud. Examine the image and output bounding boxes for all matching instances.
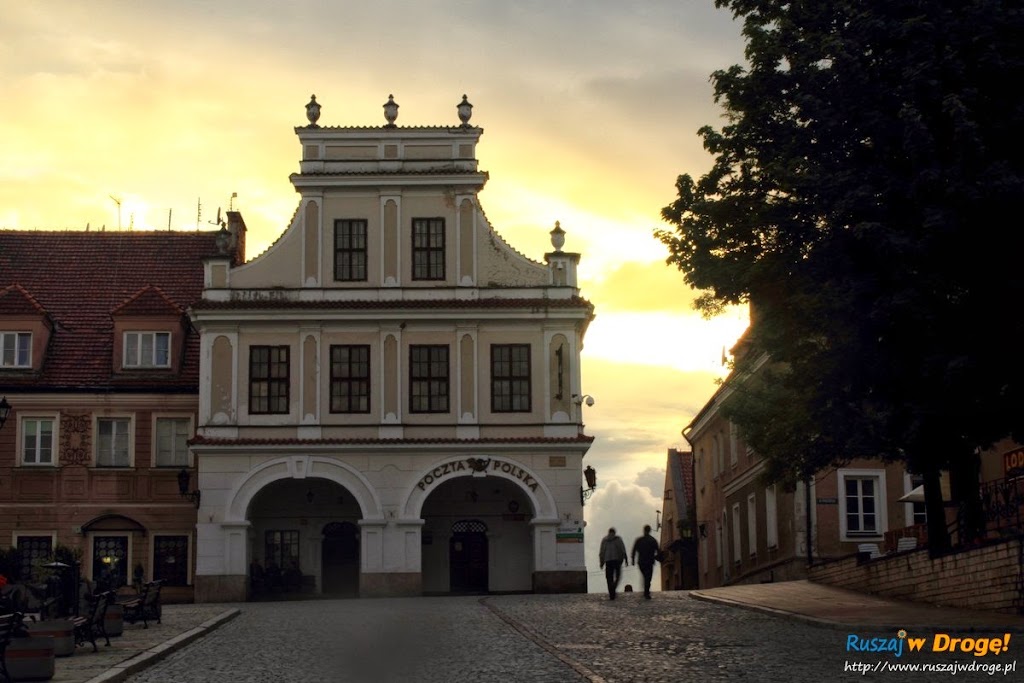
[584,480,663,594]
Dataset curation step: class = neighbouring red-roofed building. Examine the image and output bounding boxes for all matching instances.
[0,226,243,602]
[659,448,698,590]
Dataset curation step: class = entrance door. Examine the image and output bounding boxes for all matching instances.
[92,535,128,593]
[321,522,359,597]
[449,520,488,593]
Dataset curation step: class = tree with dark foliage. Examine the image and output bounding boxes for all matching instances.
[656,0,1024,554]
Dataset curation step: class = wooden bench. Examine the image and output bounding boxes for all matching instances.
[1,612,27,683]
[72,592,111,653]
[122,580,162,629]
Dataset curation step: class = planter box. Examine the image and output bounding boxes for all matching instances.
[5,635,56,681]
[104,603,124,637]
[25,620,75,657]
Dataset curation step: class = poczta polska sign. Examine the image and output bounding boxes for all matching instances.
[416,457,540,492]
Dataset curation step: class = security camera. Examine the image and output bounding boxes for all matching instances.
[584,395,595,407]
[572,394,595,407]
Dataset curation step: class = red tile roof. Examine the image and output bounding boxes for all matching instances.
[0,229,223,391]
[111,285,185,317]
[0,283,49,316]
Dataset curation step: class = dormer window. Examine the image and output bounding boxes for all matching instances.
[124,331,171,368]
[0,331,31,367]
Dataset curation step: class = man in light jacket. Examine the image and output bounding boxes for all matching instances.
[599,527,628,600]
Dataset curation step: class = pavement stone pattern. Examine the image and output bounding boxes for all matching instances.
[39,585,1022,683]
[112,592,1020,683]
[46,604,236,683]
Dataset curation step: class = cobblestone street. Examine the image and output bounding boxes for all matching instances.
[119,592,1010,683]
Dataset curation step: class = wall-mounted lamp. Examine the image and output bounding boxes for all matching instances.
[698,523,708,539]
[580,465,597,505]
[572,394,595,407]
[177,468,201,508]
[306,489,315,504]
[656,509,662,531]
[0,396,11,430]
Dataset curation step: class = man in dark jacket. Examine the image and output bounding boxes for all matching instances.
[598,527,628,600]
[631,524,661,599]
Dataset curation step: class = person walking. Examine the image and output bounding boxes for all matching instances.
[599,527,628,600]
[631,524,661,599]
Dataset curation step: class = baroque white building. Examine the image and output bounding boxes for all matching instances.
[188,95,595,601]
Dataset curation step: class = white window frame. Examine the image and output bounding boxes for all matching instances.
[88,532,132,585]
[838,468,888,542]
[747,493,757,557]
[151,531,193,586]
[765,485,778,548]
[903,472,927,527]
[12,532,56,580]
[19,414,58,466]
[94,415,134,468]
[0,331,32,367]
[152,414,193,468]
[731,503,742,565]
[123,331,171,368]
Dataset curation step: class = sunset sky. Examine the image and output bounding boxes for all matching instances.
[1,1,750,590]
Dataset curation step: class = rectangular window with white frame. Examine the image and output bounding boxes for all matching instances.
[491,344,531,412]
[903,473,927,526]
[96,417,132,467]
[765,485,778,548]
[334,219,368,281]
[21,416,56,466]
[410,344,449,413]
[747,493,757,557]
[124,331,171,368]
[15,534,54,582]
[1,331,32,367]
[152,534,190,586]
[154,416,191,468]
[412,218,445,280]
[838,469,888,541]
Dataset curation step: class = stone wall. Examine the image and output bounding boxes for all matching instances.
[808,537,1024,614]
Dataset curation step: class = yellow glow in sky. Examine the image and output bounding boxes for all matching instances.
[1,2,748,504]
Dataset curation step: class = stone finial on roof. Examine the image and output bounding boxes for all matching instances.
[550,221,565,252]
[305,95,321,127]
[383,94,399,127]
[457,94,473,127]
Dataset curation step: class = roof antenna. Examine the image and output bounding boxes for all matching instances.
[196,198,202,230]
[229,192,237,211]
[110,195,122,230]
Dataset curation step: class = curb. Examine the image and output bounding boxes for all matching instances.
[82,609,242,683]
[688,591,1024,634]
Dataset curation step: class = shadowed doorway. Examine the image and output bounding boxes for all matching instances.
[449,519,488,593]
[321,521,359,597]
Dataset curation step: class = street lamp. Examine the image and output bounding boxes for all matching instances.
[0,396,10,430]
[655,510,662,531]
[580,465,597,505]
[177,468,201,508]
